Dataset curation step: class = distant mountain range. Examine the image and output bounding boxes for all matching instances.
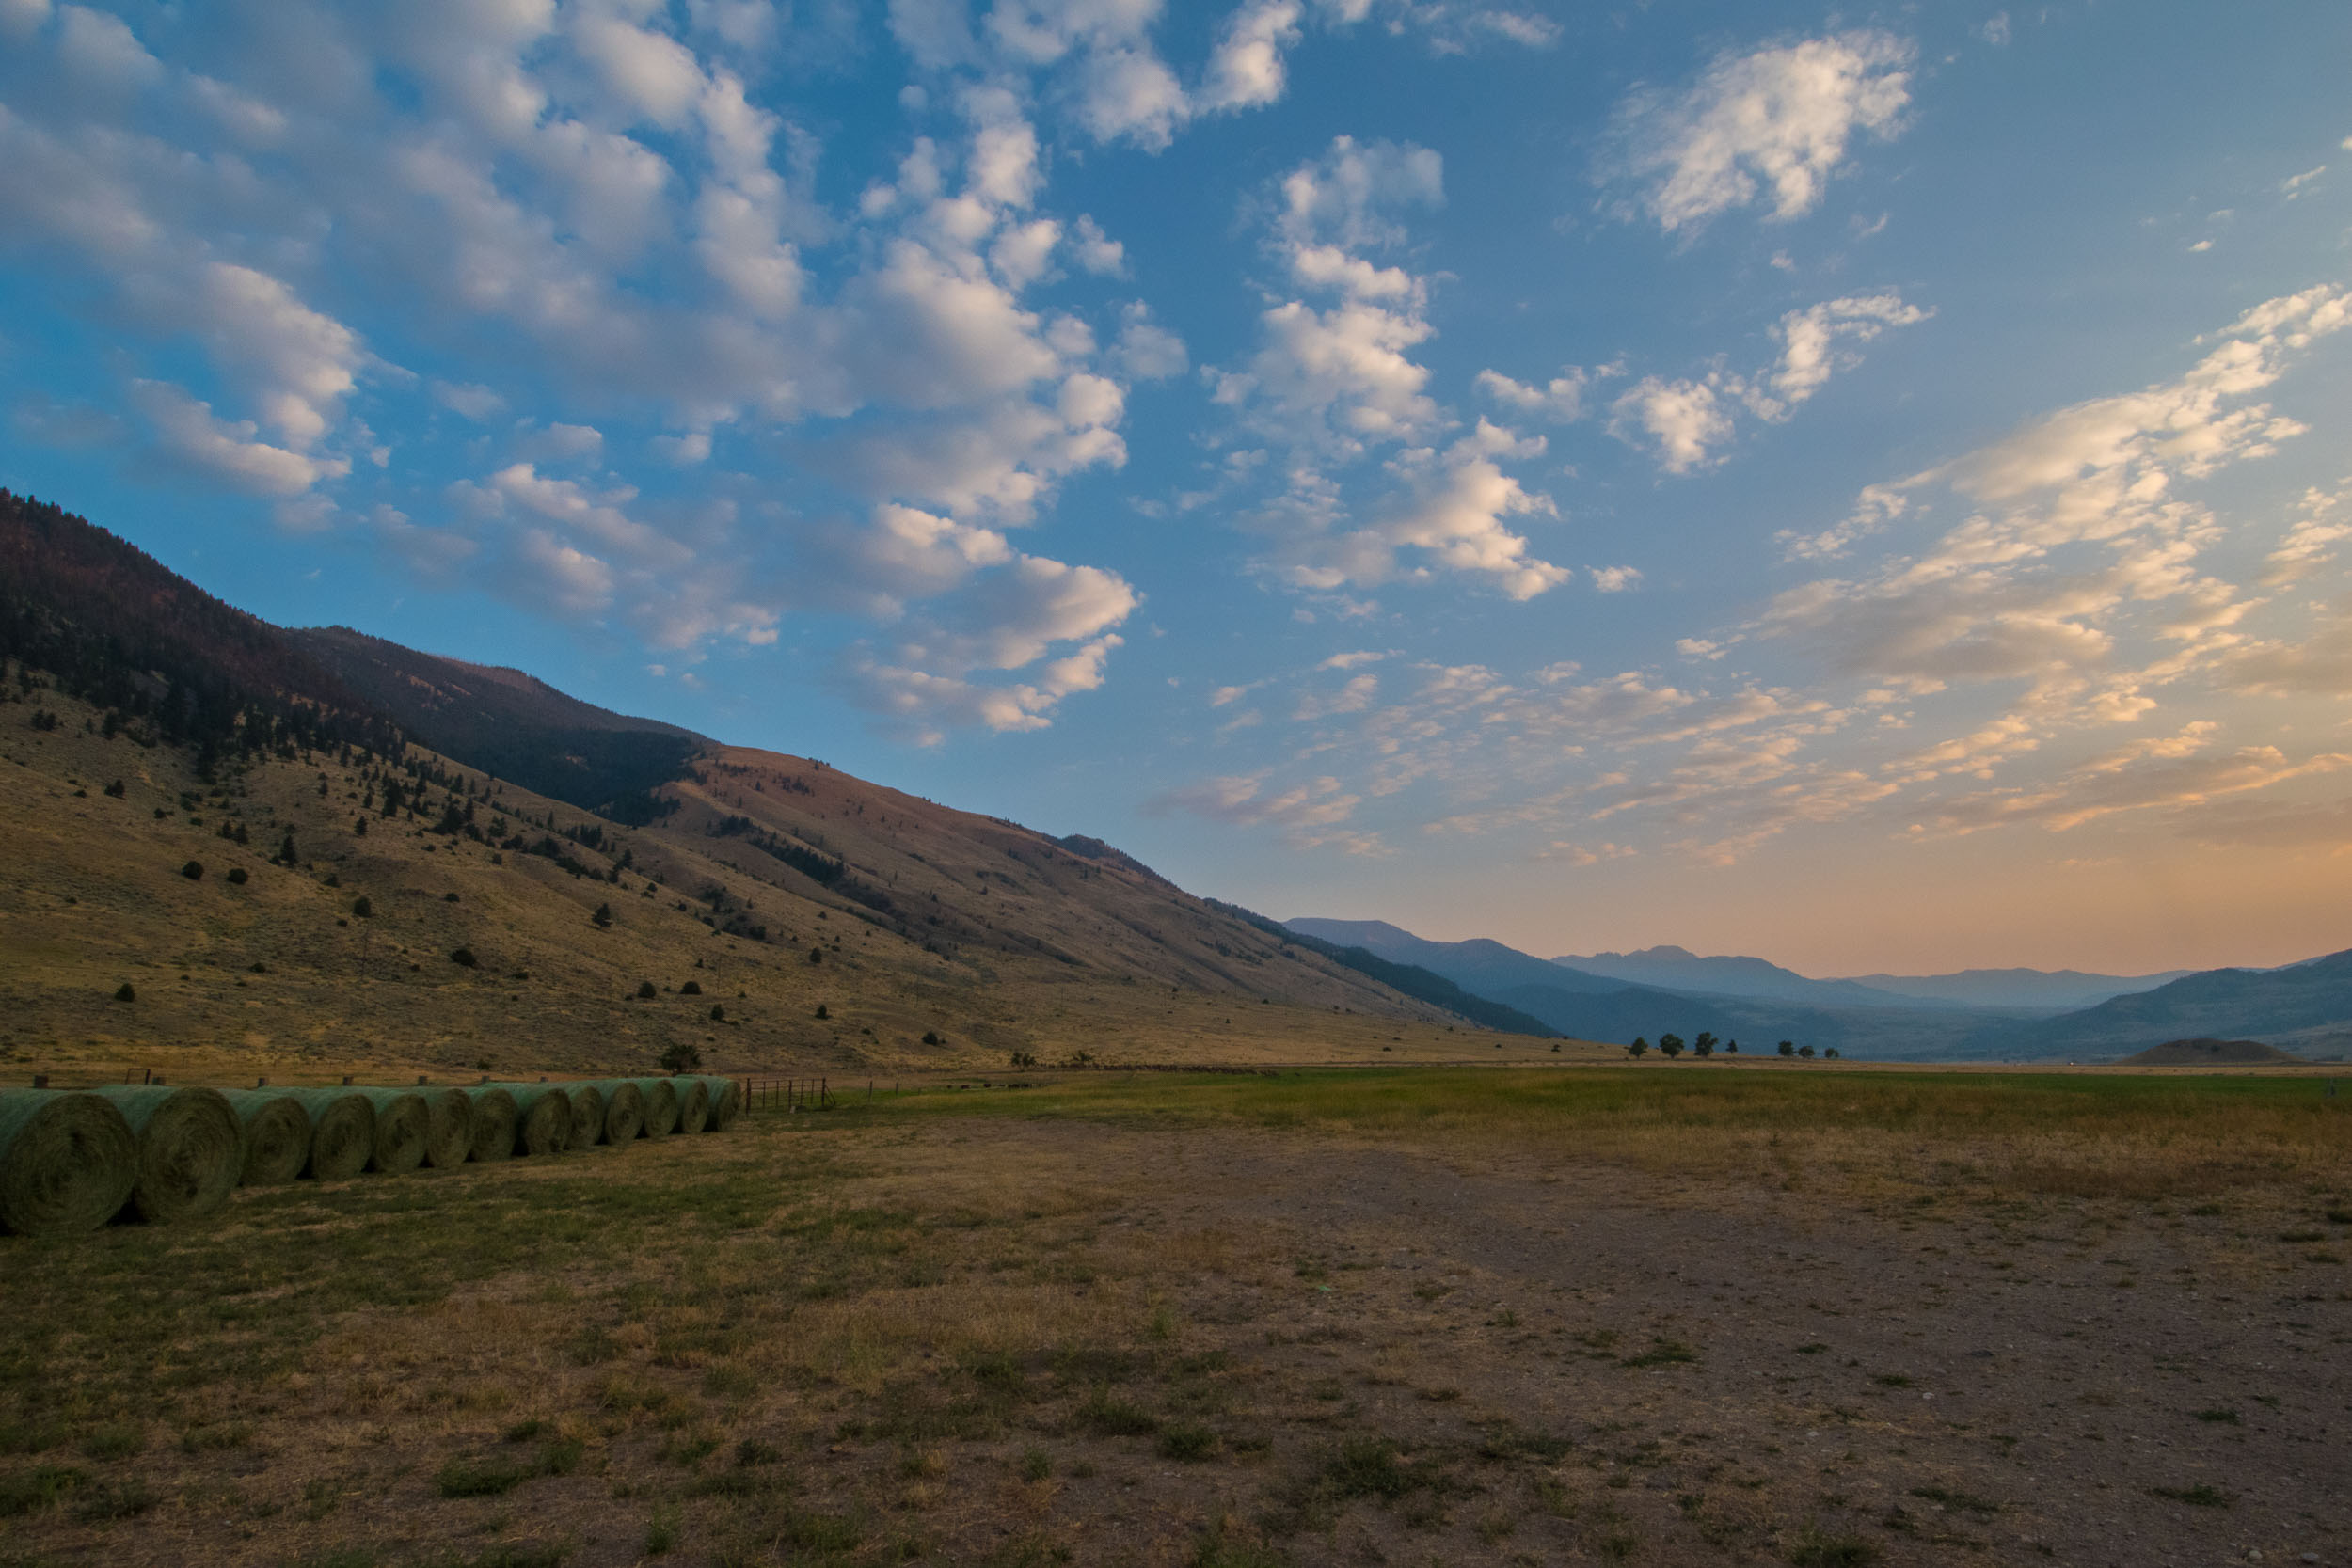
[1551,943,2188,1012]
[1288,917,2351,1062]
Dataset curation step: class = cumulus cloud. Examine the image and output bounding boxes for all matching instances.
[1607,30,1915,234]
[130,381,350,497]
[1610,377,1735,473]
[1475,366,1596,422]
[1610,292,1929,473]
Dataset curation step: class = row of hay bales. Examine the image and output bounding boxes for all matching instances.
[0,1075,743,1239]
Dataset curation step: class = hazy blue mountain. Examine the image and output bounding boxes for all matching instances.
[1550,945,1938,1009]
[1287,919,1630,997]
[1833,967,2196,1011]
[1288,917,1994,1056]
[1964,949,2352,1060]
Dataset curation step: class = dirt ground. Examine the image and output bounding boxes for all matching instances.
[5,1108,2347,1568]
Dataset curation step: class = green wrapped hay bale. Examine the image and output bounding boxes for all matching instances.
[289,1089,374,1180]
[0,1090,138,1237]
[673,1076,710,1134]
[504,1085,573,1157]
[464,1087,517,1164]
[92,1085,244,1225]
[598,1080,644,1145]
[634,1076,680,1137]
[702,1076,741,1131]
[564,1083,606,1148]
[356,1089,430,1174]
[218,1090,311,1186]
[417,1087,474,1170]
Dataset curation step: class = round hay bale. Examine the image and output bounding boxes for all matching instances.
[634,1076,680,1137]
[0,1090,138,1237]
[504,1085,572,1156]
[598,1080,644,1145]
[564,1083,606,1148]
[356,1089,430,1174]
[91,1085,244,1225]
[218,1090,310,1185]
[416,1087,474,1170]
[464,1087,517,1164]
[289,1089,374,1180]
[673,1076,711,1134]
[701,1075,741,1131]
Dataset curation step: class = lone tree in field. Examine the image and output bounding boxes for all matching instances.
[660,1041,702,1071]
[1628,1037,1649,1058]
[1778,1040,1795,1056]
[1692,1031,1717,1058]
[1657,1033,1685,1059]
[1797,1045,1816,1059]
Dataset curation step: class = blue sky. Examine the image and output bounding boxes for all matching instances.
[4,0,2350,974]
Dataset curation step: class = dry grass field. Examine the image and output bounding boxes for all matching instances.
[3,1067,2346,1568]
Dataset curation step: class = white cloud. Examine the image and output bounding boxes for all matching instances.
[1609,376,1734,472]
[653,431,713,465]
[130,380,350,496]
[1475,366,1593,422]
[1608,292,1926,473]
[56,4,162,88]
[1071,214,1125,275]
[1200,0,1303,111]
[1608,30,1915,233]
[838,550,1138,739]
[2261,483,2352,586]
[1143,770,1363,846]
[1753,293,1931,417]
[1111,302,1187,380]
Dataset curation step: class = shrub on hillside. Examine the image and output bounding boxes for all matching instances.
[450,947,478,968]
[181,860,203,880]
[660,1042,702,1071]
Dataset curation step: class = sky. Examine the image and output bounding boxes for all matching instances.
[3,1,2350,978]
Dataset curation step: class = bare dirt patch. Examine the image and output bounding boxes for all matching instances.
[2,1101,2346,1567]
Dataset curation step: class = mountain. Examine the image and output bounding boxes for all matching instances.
[1286,916,1987,1055]
[1966,950,2352,1060]
[289,626,706,823]
[0,493,1583,1080]
[1286,919,1631,997]
[1549,945,1934,1009]
[0,490,396,762]
[1833,967,2195,1011]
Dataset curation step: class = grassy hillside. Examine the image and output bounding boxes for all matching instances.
[0,678,1591,1085]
